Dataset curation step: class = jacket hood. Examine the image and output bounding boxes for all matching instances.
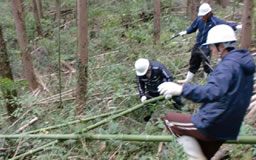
[224,49,255,75]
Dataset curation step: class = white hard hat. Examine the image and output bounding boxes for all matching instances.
[198,3,212,16]
[204,24,237,45]
[134,58,150,76]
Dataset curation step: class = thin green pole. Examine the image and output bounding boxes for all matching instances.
[77,96,165,133]
[225,136,256,144]
[0,134,174,142]
[25,109,124,134]
[10,140,58,160]
[1,134,256,144]
[57,0,62,108]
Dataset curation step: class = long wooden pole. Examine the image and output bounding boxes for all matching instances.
[1,134,256,144]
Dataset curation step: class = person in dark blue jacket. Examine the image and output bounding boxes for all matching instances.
[177,3,241,84]
[135,58,183,121]
[158,25,255,159]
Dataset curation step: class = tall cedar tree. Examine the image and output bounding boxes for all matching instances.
[153,0,160,44]
[0,25,18,121]
[240,0,254,49]
[56,0,61,20]
[11,0,39,91]
[76,0,88,115]
[32,0,43,36]
[187,0,200,21]
[216,0,228,8]
[36,0,43,19]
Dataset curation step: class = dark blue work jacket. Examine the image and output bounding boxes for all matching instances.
[182,49,255,140]
[187,14,237,46]
[136,61,173,97]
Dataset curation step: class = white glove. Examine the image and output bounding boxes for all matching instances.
[158,82,183,99]
[178,31,187,36]
[236,24,242,30]
[141,96,147,102]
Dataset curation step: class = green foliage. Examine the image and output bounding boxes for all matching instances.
[0,78,27,92]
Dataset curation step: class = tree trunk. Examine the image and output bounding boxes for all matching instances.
[0,25,18,122]
[32,0,43,36]
[36,0,43,19]
[221,0,228,8]
[56,0,61,20]
[205,0,213,7]
[11,0,39,91]
[76,0,88,115]
[216,0,228,8]
[153,0,160,44]
[187,0,200,21]
[240,0,254,49]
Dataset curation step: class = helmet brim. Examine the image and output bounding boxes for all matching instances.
[136,69,148,76]
[198,11,210,17]
[203,39,237,46]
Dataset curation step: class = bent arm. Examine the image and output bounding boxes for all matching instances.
[186,18,199,34]
[182,62,233,102]
[136,76,146,97]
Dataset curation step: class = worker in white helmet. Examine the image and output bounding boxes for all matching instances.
[177,3,242,84]
[134,58,183,121]
[158,24,254,159]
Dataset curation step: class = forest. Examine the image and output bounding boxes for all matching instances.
[0,0,256,159]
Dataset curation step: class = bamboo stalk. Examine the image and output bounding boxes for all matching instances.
[227,136,256,144]
[77,96,165,133]
[0,134,255,144]
[10,140,58,160]
[0,134,173,142]
[26,109,125,134]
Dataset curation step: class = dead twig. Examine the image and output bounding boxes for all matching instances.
[157,128,167,156]
[61,60,76,73]
[5,108,33,133]
[12,138,25,158]
[32,88,40,97]
[16,117,39,133]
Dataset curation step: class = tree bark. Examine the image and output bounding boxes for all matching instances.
[11,0,39,91]
[240,0,254,49]
[0,25,18,122]
[205,0,213,7]
[216,0,229,8]
[32,0,43,36]
[56,0,61,20]
[76,0,88,114]
[153,0,160,44]
[187,0,200,21]
[36,0,43,19]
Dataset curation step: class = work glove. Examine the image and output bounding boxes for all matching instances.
[158,82,183,100]
[236,24,242,30]
[178,31,187,36]
[141,96,147,102]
